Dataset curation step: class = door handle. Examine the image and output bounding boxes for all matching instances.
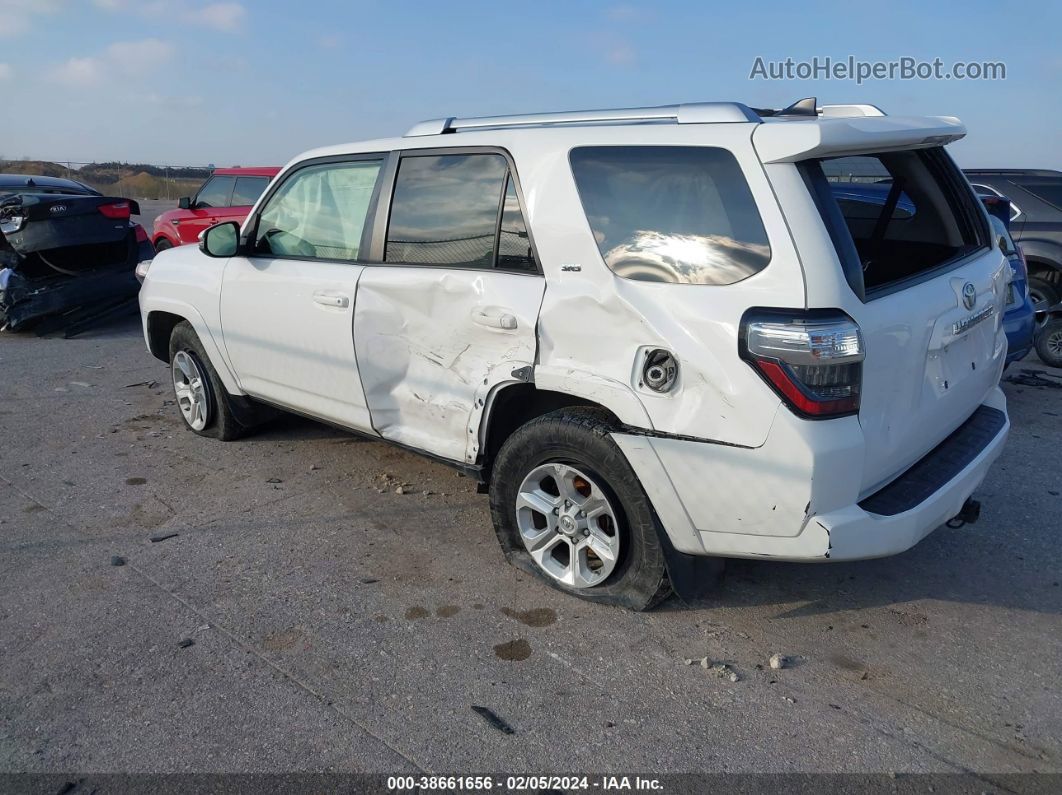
[313,291,350,308]
[472,308,517,330]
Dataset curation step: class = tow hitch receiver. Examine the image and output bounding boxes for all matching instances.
[946,498,981,528]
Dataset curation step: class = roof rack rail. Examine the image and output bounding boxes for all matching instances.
[751,97,886,119]
[404,102,760,137]
[818,103,887,118]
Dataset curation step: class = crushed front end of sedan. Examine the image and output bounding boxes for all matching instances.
[0,175,154,335]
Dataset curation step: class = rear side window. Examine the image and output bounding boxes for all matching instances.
[497,174,535,272]
[804,147,987,296]
[231,176,270,207]
[195,176,235,208]
[254,160,382,260]
[569,146,771,285]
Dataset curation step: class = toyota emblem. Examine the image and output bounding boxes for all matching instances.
[962,282,976,310]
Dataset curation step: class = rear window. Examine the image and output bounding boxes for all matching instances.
[231,176,270,206]
[1016,181,1062,210]
[569,146,771,285]
[803,147,987,297]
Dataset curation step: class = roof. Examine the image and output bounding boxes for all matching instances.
[212,166,281,177]
[285,98,966,171]
[0,173,99,193]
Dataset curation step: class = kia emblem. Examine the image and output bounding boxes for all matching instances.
[962,282,976,310]
[49,204,67,214]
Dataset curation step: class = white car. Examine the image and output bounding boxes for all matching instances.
[139,98,1010,609]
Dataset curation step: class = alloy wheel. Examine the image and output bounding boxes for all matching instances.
[171,350,212,431]
[514,462,621,589]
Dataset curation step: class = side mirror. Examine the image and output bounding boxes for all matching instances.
[178,196,191,210]
[200,221,240,257]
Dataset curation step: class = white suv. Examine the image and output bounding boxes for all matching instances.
[138,99,1010,609]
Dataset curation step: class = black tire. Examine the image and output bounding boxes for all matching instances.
[489,407,672,610]
[1035,318,1062,369]
[167,321,249,441]
[1028,276,1060,312]
[154,238,174,252]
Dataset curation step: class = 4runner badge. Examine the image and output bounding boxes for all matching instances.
[962,282,976,310]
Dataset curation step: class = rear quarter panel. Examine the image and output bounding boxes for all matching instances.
[505,123,803,447]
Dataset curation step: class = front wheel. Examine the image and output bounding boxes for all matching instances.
[1035,318,1062,369]
[167,321,248,440]
[489,407,671,610]
[154,238,174,252]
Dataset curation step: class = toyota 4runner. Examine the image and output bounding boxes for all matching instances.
[138,98,1011,609]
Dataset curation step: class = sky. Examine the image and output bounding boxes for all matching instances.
[1,0,1059,170]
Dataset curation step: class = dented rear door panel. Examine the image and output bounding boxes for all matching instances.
[354,266,544,463]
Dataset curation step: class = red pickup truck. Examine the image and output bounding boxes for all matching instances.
[152,166,279,250]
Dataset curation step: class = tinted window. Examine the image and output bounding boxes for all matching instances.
[1017,182,1062,210]
[807,148,986,293]
[195,176,235,208]
[497,175,535,272]
[231,176,270,206]
[254,160,382,260]
[569,146,771,285]
[385,154,507,268]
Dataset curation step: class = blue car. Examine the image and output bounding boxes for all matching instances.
[989,213,1036,364]
[827,182,1034,365]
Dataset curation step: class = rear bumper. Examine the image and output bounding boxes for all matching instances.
[613,387,1009,562]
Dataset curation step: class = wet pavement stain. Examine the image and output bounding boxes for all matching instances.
[501,607,557,627]
[830,653,867,674]
[436,605,460,618]
[125,477,147,486]
[23,504,45,513]
[494,638,532,661]
[262,628,303,651]
[404,606,430,620]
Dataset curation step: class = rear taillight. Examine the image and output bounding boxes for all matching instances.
[98,201,131,219]
[134,224,148,242]
[740,310,864,419]
[1015,244,1030,300]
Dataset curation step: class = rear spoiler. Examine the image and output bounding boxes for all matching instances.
[753,115,966,163]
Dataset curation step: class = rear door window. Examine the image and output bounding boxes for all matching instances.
[804,147,987,296]
[195,176,235,208]
[385,153,508,269]
[231,176,270,207]
[569,146,771,285]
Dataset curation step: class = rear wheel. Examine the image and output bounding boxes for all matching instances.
[1035,318,1062,369]
[489,407,671,610]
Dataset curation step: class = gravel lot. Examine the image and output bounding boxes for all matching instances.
[1,319,1060,784]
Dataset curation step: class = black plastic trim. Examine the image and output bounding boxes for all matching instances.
[858,405,1006,517]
